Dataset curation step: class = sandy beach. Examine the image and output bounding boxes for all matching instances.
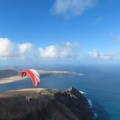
[0,70,82,84]
[0,76,28,84]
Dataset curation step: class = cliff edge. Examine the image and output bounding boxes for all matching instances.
[0,87,93,120]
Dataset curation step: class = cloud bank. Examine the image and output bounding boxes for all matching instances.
[38,42,79,59]
[51,0,97,17]
[0,38,33,59]
[0,38,80,61]
[1,37,120,63]
[89,49,120,60]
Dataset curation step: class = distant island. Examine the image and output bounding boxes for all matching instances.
[0,69,83,84]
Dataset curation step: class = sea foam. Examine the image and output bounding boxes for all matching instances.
[87,98,93,108]
[79,90,86,94]
[79,91,97,120]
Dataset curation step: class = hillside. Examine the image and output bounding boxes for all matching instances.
[0,69,19,78]
[0,87,93,120]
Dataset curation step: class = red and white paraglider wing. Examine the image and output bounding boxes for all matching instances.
[21,69,40,87]
[21,71,27,77]
[29,69,40,86]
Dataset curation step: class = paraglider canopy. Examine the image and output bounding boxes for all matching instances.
[21,69,40,87]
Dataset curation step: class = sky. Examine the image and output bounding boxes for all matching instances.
[0,0,120,66]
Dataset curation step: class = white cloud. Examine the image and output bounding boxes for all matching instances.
[38,42,79,59]
[89,49,100,58]
[0,38,14,57]
[0,38,80,61]
[51,0,96,17]
[100,53,120,60]
[0,38,33,60]
[89,49,120,60]
[2,37,120,63]
[39,45,58,58]
[18,43,33,55]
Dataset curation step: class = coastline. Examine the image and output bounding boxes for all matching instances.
[0,70,83,84]
[0,87,93,120]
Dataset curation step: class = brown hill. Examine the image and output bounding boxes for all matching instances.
[0,69,19,79]
[0,87,93,120]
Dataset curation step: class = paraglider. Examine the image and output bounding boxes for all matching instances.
[21,69,40,87]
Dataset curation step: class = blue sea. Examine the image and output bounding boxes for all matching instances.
[0,64,120,120]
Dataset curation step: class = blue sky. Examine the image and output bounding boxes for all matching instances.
[0,0,120,66]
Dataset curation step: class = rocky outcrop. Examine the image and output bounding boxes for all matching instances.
[0,87,93,120]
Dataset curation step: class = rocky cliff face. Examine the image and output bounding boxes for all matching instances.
[0,87,93,120]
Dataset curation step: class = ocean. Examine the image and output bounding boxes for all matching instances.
[0,64,120,120]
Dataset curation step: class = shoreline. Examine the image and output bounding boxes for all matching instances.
[0,70,83,84]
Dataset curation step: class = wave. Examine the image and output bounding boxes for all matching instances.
[79,90,86,94]
[79,91,98,120]
[87,98,93,108]
[87,98,98,120]
[93,112,98,120]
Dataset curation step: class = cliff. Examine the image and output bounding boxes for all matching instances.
[0,87,93,120]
